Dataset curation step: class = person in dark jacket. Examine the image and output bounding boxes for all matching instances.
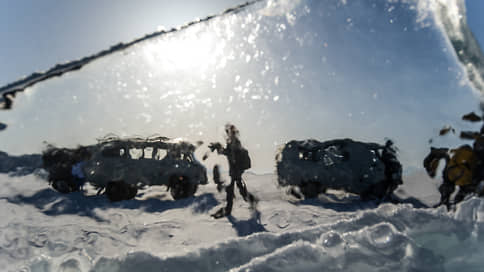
[380,140,403,198]
[209,123,257,218]
[424,144,479,209]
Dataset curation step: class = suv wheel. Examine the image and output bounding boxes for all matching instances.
[299,181,320,198]
[170,175,198,200]
[360,181,388,201]
[52,180,76,194]
[106,181,138,202]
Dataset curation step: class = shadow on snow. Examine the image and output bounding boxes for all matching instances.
[1,188,219,222]
[226,209,267,237]
[291,192,429,212]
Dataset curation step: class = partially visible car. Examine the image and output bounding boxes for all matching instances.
[275,138,402,200]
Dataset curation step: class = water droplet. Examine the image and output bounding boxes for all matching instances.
[322,232,343,247]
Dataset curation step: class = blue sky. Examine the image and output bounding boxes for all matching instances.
[0,0,246,86]
[466,0,484,46]
[0,0,481,173]
[0,0,482,87]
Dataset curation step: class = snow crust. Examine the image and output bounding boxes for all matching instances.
[1,0,484,270]
[1,173,483,271]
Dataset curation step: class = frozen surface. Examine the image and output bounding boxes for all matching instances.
[1,0,484,270]
[0,172,483,271]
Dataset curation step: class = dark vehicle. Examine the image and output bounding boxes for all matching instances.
[42,135,208,201]
[276,138,402,200]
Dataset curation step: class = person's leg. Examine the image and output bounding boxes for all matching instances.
[437,181,455,208]
[236,177,258,208]
[235,176,248,201]
[212,178,235,219]
[225,178,236,215]
[454,185,474,205]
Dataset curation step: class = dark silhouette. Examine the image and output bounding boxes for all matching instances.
[42,145,92,194]
[380,140,403,199]
[462,112,482,122]
[276,138,403,201]
[424,144,479,209]
[209,124,257,218]
[212,164,225,193]
[439,125,455,136]
[424,114,484,209]
[1,90,16,109]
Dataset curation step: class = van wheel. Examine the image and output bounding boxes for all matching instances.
[170,175,198,200]
[361,181,388,201]
[299,181,320,198]
[126,184,138,200]
[52,180,76,194]
[106,181,138,202]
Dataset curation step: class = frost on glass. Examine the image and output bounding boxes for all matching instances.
[0,0,481,173]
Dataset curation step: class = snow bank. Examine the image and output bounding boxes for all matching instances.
[68,201,483,272]
[0,171,482,271]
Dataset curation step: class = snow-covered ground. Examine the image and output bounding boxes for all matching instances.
[1,0,484,270]
[1,169,484,271]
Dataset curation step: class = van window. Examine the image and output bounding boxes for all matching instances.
[144,147,154,159]
[155,149,167,160]
[129,148,144,159]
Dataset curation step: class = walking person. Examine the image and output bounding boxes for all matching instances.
[209,124,257,218]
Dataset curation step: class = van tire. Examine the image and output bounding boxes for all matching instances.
[299,181,320,198]
[170,175,198,200]
[106,181,138,202]
[52,180,75,194]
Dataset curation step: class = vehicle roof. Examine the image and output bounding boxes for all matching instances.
[96,134,196,153]
[285,138,383,151]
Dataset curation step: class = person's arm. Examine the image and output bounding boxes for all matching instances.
[423,147,449,178]
[209,142,225,154]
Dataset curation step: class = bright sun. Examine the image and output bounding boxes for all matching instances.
[142,25,226,75]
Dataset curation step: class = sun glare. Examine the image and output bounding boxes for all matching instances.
[142,26,225,75]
